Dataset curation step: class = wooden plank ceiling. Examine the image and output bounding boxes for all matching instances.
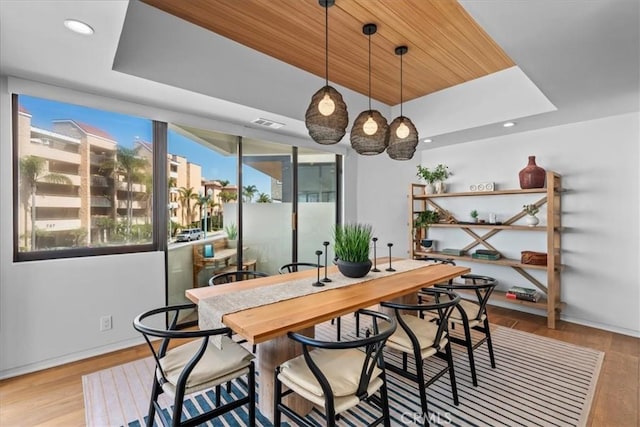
[141,0,514,106]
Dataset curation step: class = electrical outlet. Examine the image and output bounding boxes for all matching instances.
[100,315,112,331]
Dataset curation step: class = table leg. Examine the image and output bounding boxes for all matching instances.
[256,326,314,422]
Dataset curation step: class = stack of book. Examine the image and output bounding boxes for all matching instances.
[441,248,465,256]
[471,249,501,260]
[506,286,541,302]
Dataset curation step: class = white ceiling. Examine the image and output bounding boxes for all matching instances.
[0,0,638,150]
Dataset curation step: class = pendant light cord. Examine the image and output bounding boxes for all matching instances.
[399,53,404,117]
[325,4,329,87]
[368,32,372,111]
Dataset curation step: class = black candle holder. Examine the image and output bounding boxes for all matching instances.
[322,241,332,282]
[313,250,324,286]
[386,243,396,272]
[371,237,380,272]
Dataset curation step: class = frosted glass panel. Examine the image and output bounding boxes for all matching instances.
[224,203,292,275]
[298,203,335,265]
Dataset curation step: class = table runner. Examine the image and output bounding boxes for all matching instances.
[199,258,434,348]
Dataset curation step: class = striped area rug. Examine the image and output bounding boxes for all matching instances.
[83,315,603,426]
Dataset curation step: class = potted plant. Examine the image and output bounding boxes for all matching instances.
[522,204,540,227]
[224,223,238,248]
[470,209,479,223]
[414,209,440,252]
[333,223,373,278]
[416,164,450,194]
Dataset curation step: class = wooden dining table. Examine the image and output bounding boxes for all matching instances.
[186,259,470,421]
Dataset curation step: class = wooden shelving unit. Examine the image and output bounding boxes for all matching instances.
[409,171,563,328]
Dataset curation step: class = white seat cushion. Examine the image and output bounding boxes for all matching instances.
[450,299,486,326]
[279,348,382,398]
[278,347,384,415]
[385,315,448,359]
[159,336,254,394]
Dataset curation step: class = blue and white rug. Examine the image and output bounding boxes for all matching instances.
[83,315,603,426]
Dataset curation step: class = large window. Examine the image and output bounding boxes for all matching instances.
[13,94,158,261]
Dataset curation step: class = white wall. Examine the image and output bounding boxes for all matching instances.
[357,112,640,336]
[0,76,354,378]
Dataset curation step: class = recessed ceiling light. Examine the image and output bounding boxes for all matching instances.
[64,19,94,35]
[503,122,516,128]
[423,138,433,143]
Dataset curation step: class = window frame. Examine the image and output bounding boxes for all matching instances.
[12,94,167,262]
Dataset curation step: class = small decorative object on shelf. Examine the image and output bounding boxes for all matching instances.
[416,164,450,194]
[371,237,380,272]
[442,248,465,256]
[506,286,541,302]
[420,239,435,252]
[471,249,501,260]
[470,209,479,223]
[386,243,396,272]
[322,241,332,283]
[521,251,547,265]
[313,250,324,287]
[523,204,540,227]
[519,155,546,189]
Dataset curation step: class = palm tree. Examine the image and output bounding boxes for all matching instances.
[101,147,149,237]
[256,192,272,203]
[243,185,258,203]
[217,179,230,188]
[219,191,237,203]
[178,187,198,226]
[19,155,72,250]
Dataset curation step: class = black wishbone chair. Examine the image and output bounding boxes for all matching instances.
[133,303,256,427]
[435,274,498,387]
[209,270,269,353]
[380,289,461,420]
[278,262,324,274]
[274,309,397,427]
[208,270,269,286]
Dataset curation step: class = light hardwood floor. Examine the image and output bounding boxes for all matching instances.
[0,307,638,426]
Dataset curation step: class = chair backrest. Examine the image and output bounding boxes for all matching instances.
[287,309,396,402]
[209,270,269,286]
[381,288,460,352]
[436,274,497,321]
[278,262,322,274]
[133,303,231,389]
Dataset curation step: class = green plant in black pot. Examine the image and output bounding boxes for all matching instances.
[333,223,373,278]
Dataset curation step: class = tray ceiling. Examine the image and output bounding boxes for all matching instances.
[140,0,514,106]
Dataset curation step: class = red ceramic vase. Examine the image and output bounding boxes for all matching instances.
[519,156,546,189]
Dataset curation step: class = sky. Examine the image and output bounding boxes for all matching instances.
[20,95,272,196]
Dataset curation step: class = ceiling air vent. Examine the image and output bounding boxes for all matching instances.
[251,118,285,129]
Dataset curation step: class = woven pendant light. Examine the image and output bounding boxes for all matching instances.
[305,0,348,145]
[350,23,389,155]
[387,46,418,161]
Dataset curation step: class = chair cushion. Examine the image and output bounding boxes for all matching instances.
[159,336,254,390]
[385,315,447,358]
[279,348,382,398]
[279,373,384,415]
[450,299,487,324]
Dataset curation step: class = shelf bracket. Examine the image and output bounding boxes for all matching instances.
[512,267,548,294]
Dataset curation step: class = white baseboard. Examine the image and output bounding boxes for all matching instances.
[0,336,146,380]
[487,299,640,338]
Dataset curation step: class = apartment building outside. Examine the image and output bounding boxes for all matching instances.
[17,107,153,251]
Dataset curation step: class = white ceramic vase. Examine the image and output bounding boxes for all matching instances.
[425,183,436,194]
[525,215,539,227]
[435,181,446,194]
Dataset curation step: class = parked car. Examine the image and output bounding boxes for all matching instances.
[175,228,204,242]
